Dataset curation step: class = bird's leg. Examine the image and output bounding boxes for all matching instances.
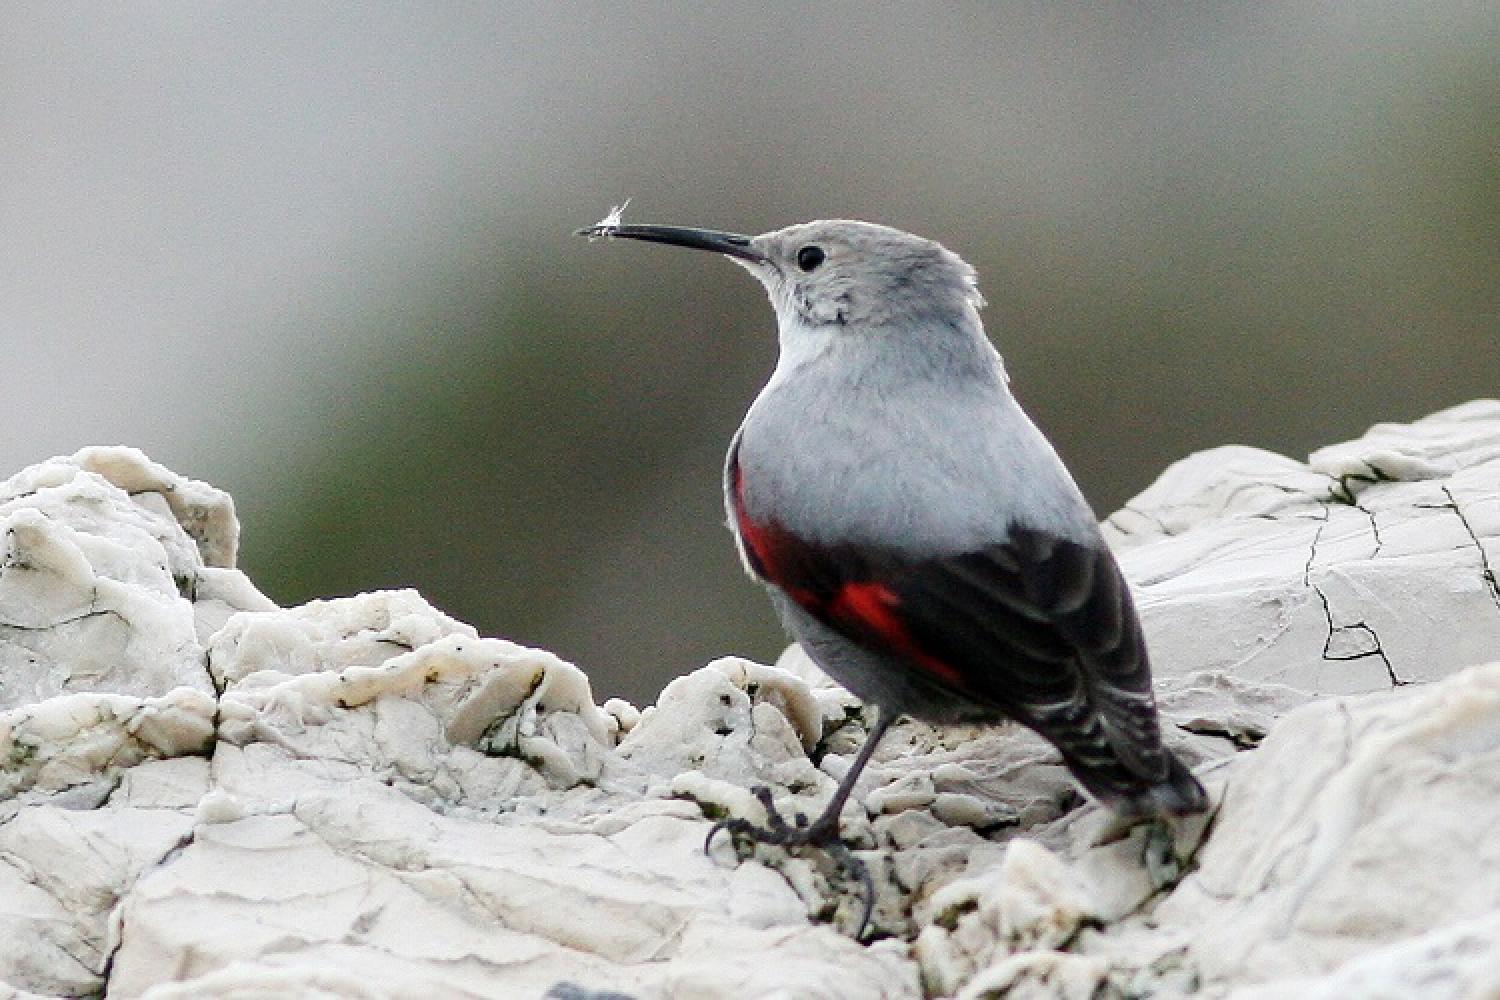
[705,709,893,849]
[703,709,896,938]
[792,708,894,841]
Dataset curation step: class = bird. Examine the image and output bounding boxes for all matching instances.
[576,211,1207,927]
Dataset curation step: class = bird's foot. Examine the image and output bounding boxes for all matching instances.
[704,786,876,940]
[704,786,835,848]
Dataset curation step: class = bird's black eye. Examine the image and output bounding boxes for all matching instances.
[796,245,825,272]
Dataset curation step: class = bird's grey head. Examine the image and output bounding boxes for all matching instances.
[578,216,986,334]
[740,220,985,332]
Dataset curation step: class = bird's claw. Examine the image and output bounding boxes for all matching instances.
[702,785,877,941]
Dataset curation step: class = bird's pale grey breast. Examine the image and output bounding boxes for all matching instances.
[733,322,1101,557]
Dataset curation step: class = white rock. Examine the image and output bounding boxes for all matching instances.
[3,404,1500,998]
[1127,662,1500,991]
[0,759,206,997]
[1108,400,1500,696]
[0,687,215,801]
[1225,910,1500,1000]
[957,951,1111,1000]
[0,447,270,711]
[118,588,912,997]
[623,658,837,823]
[914,838,1101,992]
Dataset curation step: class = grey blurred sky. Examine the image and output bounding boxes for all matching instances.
[3,5,1496,703]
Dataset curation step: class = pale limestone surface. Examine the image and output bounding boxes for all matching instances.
[2,403,1499,999]
[1109,399,1500,694]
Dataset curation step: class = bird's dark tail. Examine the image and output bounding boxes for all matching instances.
[1063,746,1208,818]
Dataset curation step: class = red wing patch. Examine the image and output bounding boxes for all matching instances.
[828,581,966,688]
[728,454,771,576]
[728,450,816,605]
[730,445,968,691]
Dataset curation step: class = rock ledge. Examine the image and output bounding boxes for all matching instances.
[2,403,1499,999]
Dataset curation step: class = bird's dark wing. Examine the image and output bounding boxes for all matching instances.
[886,530,1168,782]
[728,451,1172,791]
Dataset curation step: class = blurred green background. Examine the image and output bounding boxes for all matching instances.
[3,5,1495,706]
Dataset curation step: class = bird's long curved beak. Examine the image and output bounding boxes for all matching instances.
[575,222,764,263]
